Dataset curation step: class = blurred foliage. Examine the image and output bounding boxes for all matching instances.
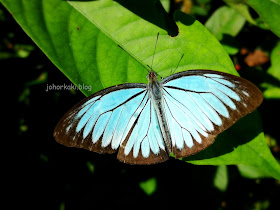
[214,165,229,192]
[261,42,280,99]
[139,177,157,195]
[205,6,245,55]
[1,0,280,209]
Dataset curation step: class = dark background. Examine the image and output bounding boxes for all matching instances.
[2,1,280,209]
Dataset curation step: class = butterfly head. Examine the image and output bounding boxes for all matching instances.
[147,70,158,83]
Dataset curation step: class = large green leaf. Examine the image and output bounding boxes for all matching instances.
[225,0,280,33]
[1,0,236,98]
[2,0,279,179]
[184,111,280,179]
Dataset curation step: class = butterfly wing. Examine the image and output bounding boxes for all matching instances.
[54,83,168,164]
[117,97,169,164]
[161,70,263,158]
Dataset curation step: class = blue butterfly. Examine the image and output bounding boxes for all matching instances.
[54,68,263,164]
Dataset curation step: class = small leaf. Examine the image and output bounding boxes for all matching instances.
[86,161,95,174]
[205,6,245,54]
[214,165,228,192]
[139,178,157,196]
[205,6,246,39]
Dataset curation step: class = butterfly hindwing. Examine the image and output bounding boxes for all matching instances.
[117,98,169,164]
[161,70,263,158]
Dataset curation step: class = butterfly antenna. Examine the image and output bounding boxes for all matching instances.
[150,33,160,70]
[172,54,184,74]
[118,44,149,73]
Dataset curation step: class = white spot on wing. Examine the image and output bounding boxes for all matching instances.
[66,124,72,133]
[242,91,249,96]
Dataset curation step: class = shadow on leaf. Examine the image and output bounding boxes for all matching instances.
[183,111,262,161]
[66,0,179,36]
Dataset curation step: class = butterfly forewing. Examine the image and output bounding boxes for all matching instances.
[161,70,263,158]
[54,84,146,153]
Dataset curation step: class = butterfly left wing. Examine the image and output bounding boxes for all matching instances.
[161,70,263,158]
[54,83,169,164]
[54,84,148,154]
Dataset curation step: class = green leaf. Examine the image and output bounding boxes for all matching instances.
[68,0,237,76]
[184,111,280,180]
[224,0,257,25]
[205,6,245,54]
[213,165,228,192]
[205,6,246,39]
[244,0,280,37]
[86,161,95,174]
[1,0,237,97]
[261,42,280,99]
[139,177,157,195]
[237,164,271,179]
[2,0,278,179]
[160,0,170,13]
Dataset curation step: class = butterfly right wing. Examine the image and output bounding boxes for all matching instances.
[161,70,263,158]
[54,83,168,164]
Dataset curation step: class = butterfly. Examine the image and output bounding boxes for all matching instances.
[54,68,263,164]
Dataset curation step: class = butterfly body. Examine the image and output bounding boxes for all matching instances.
[147,70,173,156]
[54,70,263,165]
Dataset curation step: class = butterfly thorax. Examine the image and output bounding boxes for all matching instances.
[148,71,163,101]
[147,70,158,82]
